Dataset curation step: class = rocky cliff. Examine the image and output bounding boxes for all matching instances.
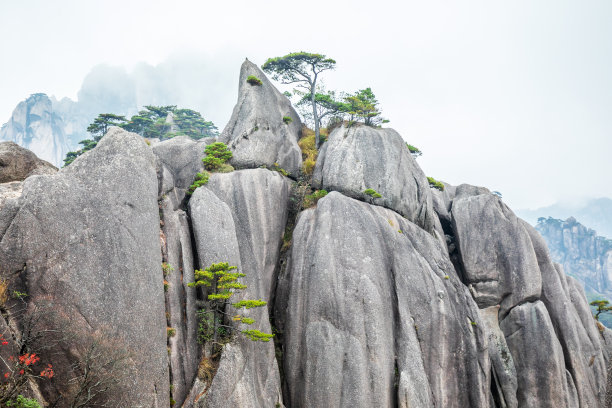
[0,94,71,167]
[0,59,611,407]
[536,217,612,305]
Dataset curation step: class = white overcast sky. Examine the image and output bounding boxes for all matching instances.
[1,0,611,210]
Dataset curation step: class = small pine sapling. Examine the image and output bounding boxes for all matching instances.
[188,262,273,344]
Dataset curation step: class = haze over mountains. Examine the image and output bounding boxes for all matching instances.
[518,197,612,239]
[0,55,236,167]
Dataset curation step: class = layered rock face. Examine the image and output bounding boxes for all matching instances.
[219,60,302,176]
[537,216,612,298]
[0,60,609,408]
[0,93,70,167]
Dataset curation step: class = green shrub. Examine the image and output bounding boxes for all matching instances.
[162,263,174,276]
[246,75,262,86]
[203,142,233,171]
[283,116,293,124]
[406,143,422,158]
[303,190,328,208]
[364,188,382,198]
[6,396,42,408]
[187,172,210,195]
[271,162,289,176]
[217,163,234,173]
[167,327,176,337]
[298,127,318,176]
[427,176,444,191]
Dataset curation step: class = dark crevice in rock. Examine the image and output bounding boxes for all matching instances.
[158,199,174,405]
[490,365,504,408]
[270,180,306,406]
[388,264,401,408]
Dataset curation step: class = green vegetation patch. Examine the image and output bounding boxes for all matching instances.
[187,172,210,195]
[303,190,328,209]
[406,143,422,158]
[246,75,263,86]
[427,176,444,191]
[364,188,382,198]
[203,142,233,171]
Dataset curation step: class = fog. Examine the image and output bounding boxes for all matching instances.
[1,0,612,210]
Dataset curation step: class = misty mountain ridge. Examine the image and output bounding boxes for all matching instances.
[517,197,612,238]
[0,57,237,167]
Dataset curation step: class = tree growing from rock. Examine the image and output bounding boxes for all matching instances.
[188,262,273,345]
[86,114,128,140]
[295,88,347,130]
[343,88,388,126]
[262,52,336,148]
[590,299,612,320]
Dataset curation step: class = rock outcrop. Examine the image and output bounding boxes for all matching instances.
[0,128,168,406]
[312,124,436,233]
[278,191,489,408]
[536,216,612,300]
[219,60,302,176]
[0,93,70,167]
[441,183,608,407]
[0,60,609,408]
[0,141,57,183]
[188,169,288,407]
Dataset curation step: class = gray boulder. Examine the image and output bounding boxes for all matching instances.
[0,141,56,183]
[524,221,607,406]
[188,168,289,407]
[0,128,168,406]
[500,301,578,408]
[153,135,212,201]
[451,186,541,316]
[219,60,302,176]
[279,192,489,408]
[312,124,435,233]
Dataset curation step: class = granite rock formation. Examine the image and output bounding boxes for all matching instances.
[219,60,302,176]
[0,61,609,408]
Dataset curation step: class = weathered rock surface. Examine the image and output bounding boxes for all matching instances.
[312,124,436,233]
[0,93,70,167]
[279,191,489,408]
[151,135,216,406]
[153,135,212,201]
[188,168,289,407]
[219,60,302,176]
[500,301,578,407]
[524,221,607,406]
[451,185,541,316]
[0,141,57,183]
[0,128,168,406]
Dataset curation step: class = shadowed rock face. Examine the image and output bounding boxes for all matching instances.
[0,128,168,406]
[0,141,56,183]
[219,60,302,176]
[279,192,489,408]
[312,124,436,233]
[188,168,289,408]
